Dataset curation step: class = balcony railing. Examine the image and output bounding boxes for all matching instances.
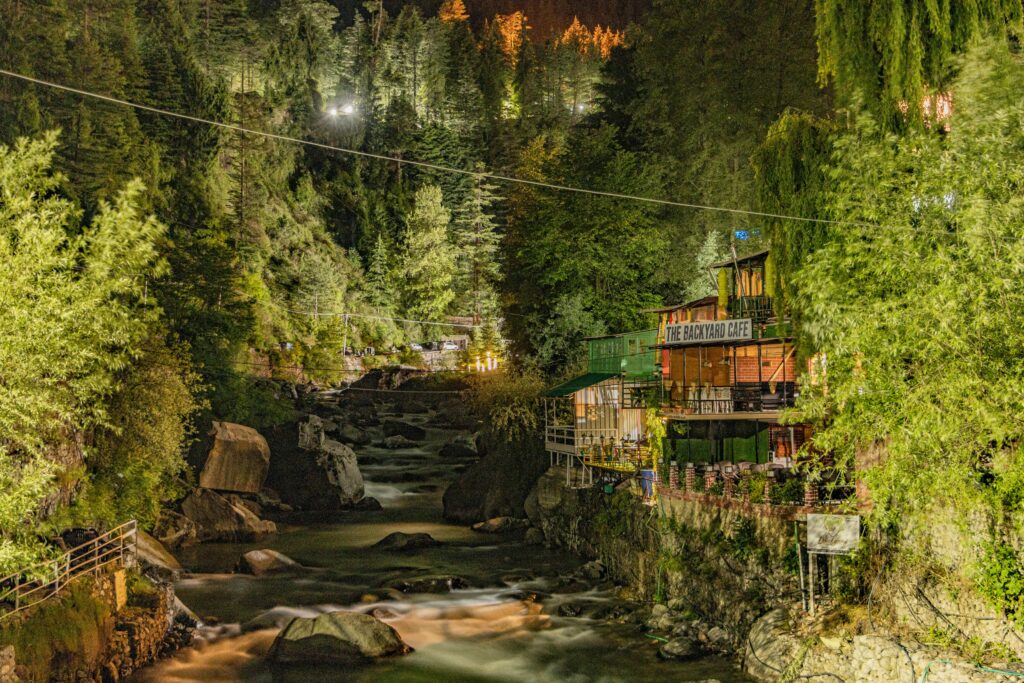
[545,426,620,454]
[729,295,774,324]
[662,384,797,416]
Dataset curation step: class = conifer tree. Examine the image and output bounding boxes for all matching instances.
[454,167,502,322]
[366,232,394,310]
[402,185,457,321]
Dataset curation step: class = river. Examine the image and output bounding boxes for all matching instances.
[134,398,747,682]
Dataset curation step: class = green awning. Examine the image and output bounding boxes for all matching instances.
[542,372,619,398]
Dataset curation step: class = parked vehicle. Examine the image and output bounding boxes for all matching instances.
[410,342,424,351]
[441,340,459,351]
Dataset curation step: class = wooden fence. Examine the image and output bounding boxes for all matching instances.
[0,520,138,620]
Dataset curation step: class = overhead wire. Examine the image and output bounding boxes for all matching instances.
[0,67,876,229]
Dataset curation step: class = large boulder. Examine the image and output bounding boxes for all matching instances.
[262,417,365,511]
[373,532,440,552]
[382,420,426,442]
[198,422,271,494]
[442,433,550,524]
[153,510,197,548]
[136,530,183,581]
[268,611,411,664]
[180,488,277,542]
[238,549,300,576]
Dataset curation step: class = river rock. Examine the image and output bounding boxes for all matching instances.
[390,576,470,593]
[261,418,366,511]
[471,516,529,534]
[442,434,550,524]
[430,399,481,430]
[659,636,702,660]
[268,611,411,664]
[153,510,197,548]
[180,488,277,542]
[136,530,183,581]
[373,532,440,551]
[198,422,271,494]
[382,435,417,449]
[524,527,545,545]
[335,424,372,447]
[382,420,426,442]
[238,549,300,575]
[439,440,477,459]
[577,560,607,581]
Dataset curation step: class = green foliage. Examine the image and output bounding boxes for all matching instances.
[0,134,166,570]
[469,369,543,442]
[57,339,203,531]
[684,230,727,303]
[770,477,805,506]
[0,578,110,682]
[815,0,1022,124]
[402,185,458,321]
[977,543,1024,628]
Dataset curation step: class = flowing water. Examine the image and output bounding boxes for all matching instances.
[135,402,748,682]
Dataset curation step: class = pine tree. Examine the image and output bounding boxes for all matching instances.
[402,185,457,321]
[438,0,469,23]
[454,166,502,322]
[366,232,393,310]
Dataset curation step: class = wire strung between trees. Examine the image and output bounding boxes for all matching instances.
[0,68,877,229]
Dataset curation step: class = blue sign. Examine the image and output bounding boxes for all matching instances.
[734,230,750,241]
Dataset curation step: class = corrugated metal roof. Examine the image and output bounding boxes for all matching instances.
[541,372,619,397]
[709,248,770,269]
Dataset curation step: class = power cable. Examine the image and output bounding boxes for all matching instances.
[0,68,875,229]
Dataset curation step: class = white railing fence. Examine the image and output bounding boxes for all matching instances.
[0,520,138,620]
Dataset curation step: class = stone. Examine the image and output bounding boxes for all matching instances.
[819,635,843,651]
[659,636,702,660]
[317,439,365,505]
[390,576,470,593]
[373,532,440,551]
[262,418,366,511]
[382,420,427,441]
[238,549,300,576]
[268,611,411,664]
[152,510,197,548]
[524,527,545,545]
[353,497,383,511]
[439,441,477,459]
[336,424,372,447]
[442,434,550,524]
[471,516,529,534]
[577,561,606,581]
[706,626,730,649]
[651,603,669,618]
[180,488,277,543]
[136,530,183,581]
[382,435,417,449]
[198,422,271,494]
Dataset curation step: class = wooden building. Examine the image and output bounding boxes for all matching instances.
[542,329,660,485]
[653,250,811,466]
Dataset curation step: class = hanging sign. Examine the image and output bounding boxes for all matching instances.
[663,319,753,346]
[807,514,860,555]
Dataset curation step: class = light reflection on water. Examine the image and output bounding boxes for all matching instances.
[134,408,749,682]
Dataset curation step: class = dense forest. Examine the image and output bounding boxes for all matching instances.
[0,0,829,568]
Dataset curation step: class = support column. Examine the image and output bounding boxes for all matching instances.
[685,463,696,492]
[669,462,680,490]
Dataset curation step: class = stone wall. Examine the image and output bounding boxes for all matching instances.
[535,464,799,646]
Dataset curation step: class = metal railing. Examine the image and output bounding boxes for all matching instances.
[0,520,138,620]
[662,385,798,415]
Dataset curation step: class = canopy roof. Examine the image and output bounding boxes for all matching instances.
[542,372,619,397]
[709,248,770,269]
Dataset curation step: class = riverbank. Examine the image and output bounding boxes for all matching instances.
[130,377,746,681]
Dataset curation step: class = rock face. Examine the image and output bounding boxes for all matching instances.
[198,422,271,494]
[471,517,529,534]
[238,549,300,575]
[659,636,702,660]
[180,488,277,542]
[136,530,183,581]
[382,420,426,442]
[439,440,477,459]
[442,433,550,523]
[153,510,197,548]
[373,532,440,551]
[268,611,411,664]
[262,417,365,511]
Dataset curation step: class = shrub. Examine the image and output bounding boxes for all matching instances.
[469,370,544,442]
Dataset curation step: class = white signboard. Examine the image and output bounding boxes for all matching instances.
[663,319,753,346]
[807,514,860,555]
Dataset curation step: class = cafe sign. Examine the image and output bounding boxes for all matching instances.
[663,319,753,346]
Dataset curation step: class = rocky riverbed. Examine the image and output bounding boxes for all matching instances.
[131,379,748,682]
